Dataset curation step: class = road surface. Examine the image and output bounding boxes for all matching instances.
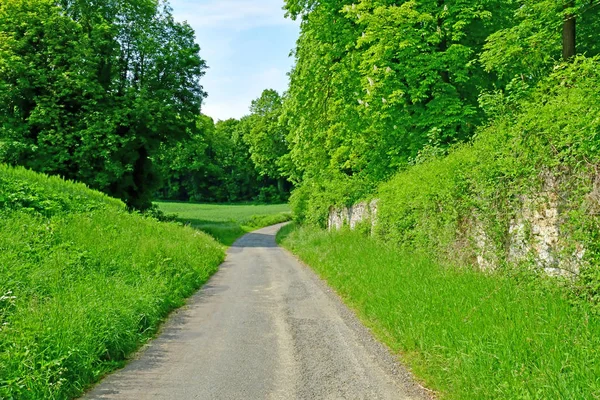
[84,223,431,400]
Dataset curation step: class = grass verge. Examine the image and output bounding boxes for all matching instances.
[0,166,224,399]
[156,202,291,246]
[277,224,600,399]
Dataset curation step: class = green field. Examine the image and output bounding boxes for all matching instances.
[0,166,225,399]
[156,202,291,246]
[278,224,600,399]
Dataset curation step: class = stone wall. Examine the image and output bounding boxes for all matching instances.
[328,174,585,276]
[488,173,582,276]
[328,200,378,233]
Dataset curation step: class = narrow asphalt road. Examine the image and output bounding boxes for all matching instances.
[84,223,431,400]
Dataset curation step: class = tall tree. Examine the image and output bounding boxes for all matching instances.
[0,0,206,209]
[345,0,514,167]
[283,0,515,188]
[244,89,290,194]
[283,0,366,183]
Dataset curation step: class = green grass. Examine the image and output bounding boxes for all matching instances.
[156,202,291,246]
[278,224,600,399]
[0,166,224,399]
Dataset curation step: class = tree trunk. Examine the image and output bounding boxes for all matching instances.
[563,1,576,60]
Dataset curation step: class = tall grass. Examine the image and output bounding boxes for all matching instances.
[0,166,224,399]
[156,201,291,246]
[278,225,600,399]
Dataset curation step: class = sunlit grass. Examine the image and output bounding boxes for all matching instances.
[278,224,600,399]
[0,167,225,399]
[156,202,291,246]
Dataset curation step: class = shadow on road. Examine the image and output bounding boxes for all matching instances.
[231,232,277,248]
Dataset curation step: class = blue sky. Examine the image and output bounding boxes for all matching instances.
[170,0,300,121]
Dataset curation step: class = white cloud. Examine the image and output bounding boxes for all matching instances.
[171,0,295,31]
[169,0,298,121]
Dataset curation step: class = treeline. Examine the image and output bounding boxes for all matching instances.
[276,0,600,215]
[0,0,290,209]
[155,89,291,204]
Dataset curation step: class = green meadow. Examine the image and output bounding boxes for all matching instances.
[156,202,291,246]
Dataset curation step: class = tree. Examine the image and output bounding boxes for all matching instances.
[244,89,290,194]
[155,115,213,202]
[283,0,366,183]
[282,0,516,188]
[344,0,514,169]
[0,0,207,209]
[481,0,600,82]
[155,114,290,204]
[563,1,576,60]
[212,118,262,202]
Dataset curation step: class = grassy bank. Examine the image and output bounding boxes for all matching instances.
[156,202,291,246]
[0,166,224,399]
[278,224,600,399]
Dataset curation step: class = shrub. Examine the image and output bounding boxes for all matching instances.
[290,173,375,227]
[375,56,600,301]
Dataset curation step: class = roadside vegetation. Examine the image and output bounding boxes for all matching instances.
[3,0,600,399]
[280,49,600,400]
[157,202,291,246]
[278,4,600,397]
[278,225,600,399]
[0,166,224,399]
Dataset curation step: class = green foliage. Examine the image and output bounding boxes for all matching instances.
[345,0,510,156]
[283,0,600,223]
[155,116,266,203]
[0,0,206,210]
[156,91,293,204]
[212,118,272,202]
[481,0,600,83]
[282,0,365,184]
[279,225,600,399]
[376,56,600,294]
[0,0,292,209]
[154,114,212,202]
[156,201,291,246]
[0,165,224,399]
[282,0,517,198]
[245,89,289,181]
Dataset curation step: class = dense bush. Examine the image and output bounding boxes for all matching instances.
[290,173,375,227]
[374,57,600,295]
[0,166,224,399]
